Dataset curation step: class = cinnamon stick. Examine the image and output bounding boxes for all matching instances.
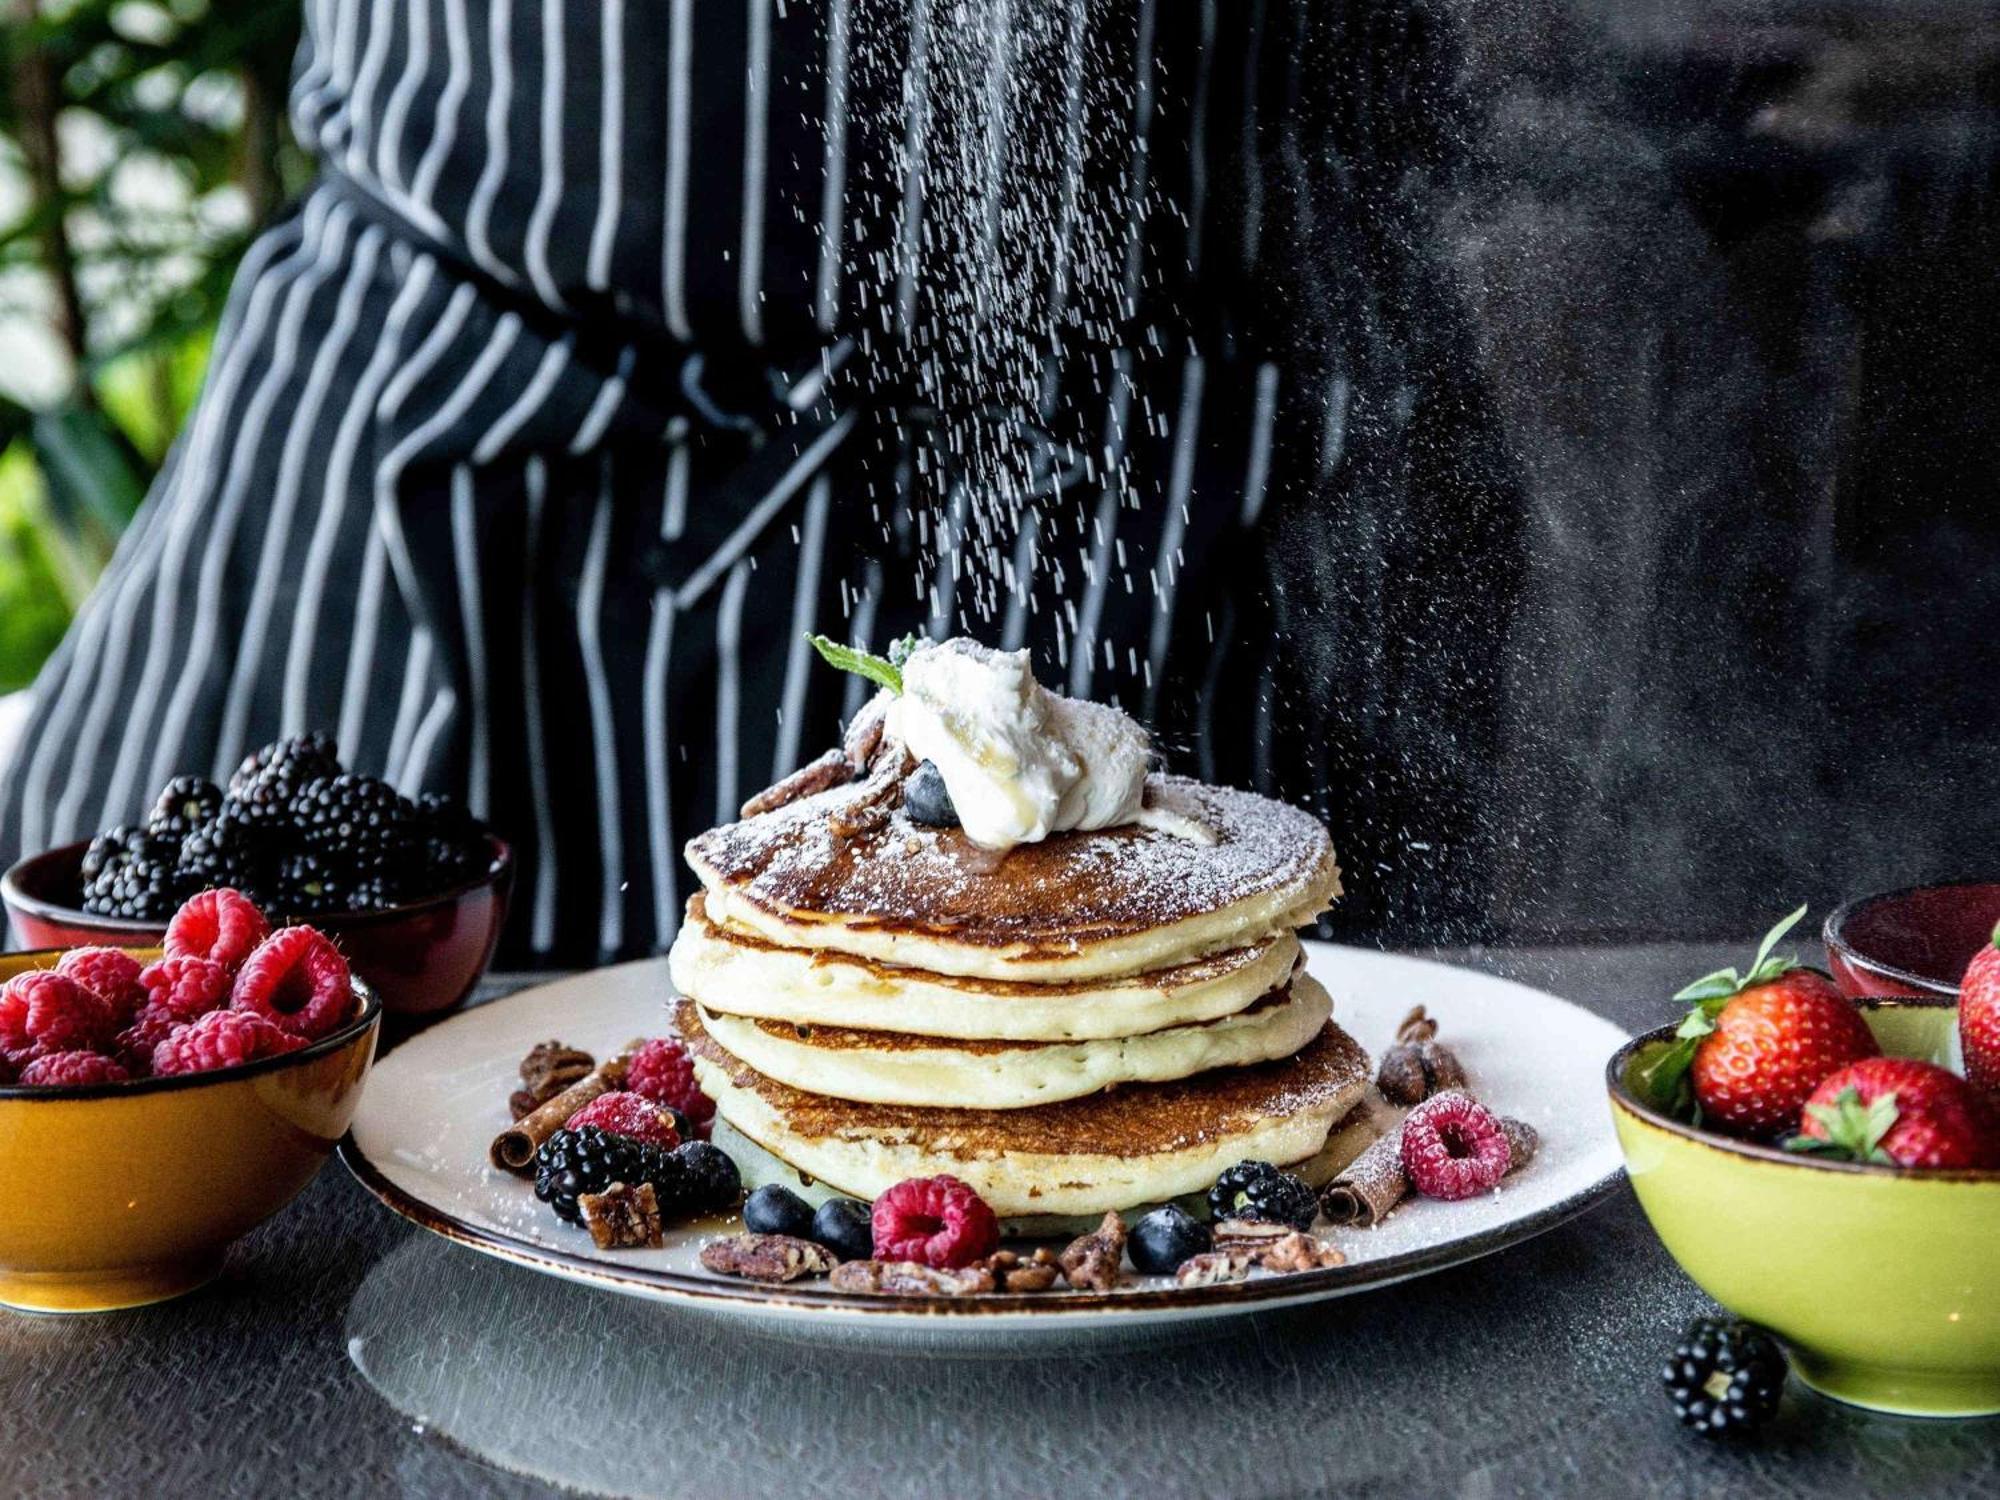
[489,1040,642,1174]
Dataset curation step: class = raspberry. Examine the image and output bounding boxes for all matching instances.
[231,926,353,1040]
[1400,1091,1512,1201]
[151,1009,302,1076]
[870,1175,1000,1268]
[0,971,114,1063]
[565,1091,683,1149]
[138,956,233,1020]
[626,1037,715,1135]
[165,888,271,971]
[56,947,147,1026]
[19,1050,130,1087]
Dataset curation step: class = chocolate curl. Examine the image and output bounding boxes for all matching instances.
[1374,1005,1470,1106]
[1320,1111,1540,1227]
[488,1040,641,1175]
[1320,1130,1408,1227]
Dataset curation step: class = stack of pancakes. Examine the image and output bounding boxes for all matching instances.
[668,773,1377,1221]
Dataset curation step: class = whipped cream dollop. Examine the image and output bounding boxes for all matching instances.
[882,639,1156,851]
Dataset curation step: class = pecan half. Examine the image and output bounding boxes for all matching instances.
[1256,1232,1346,1274]
[975,1248,1061,1292]
[1058,1212,1128,1292]
[515,1040,594,1117]
[699,1233,838,1283]
[1174,1250,1257,1287]
[1374,1006,1469,1106]
[740,749,855,818]
[829,1260,996,1296]
[579,1182,664,1250]
[1211,1219,1295,1253]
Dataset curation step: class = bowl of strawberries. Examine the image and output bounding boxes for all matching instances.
[0,888,379,1313]
[1607,906,2000,1418]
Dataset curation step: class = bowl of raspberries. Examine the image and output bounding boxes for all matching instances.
[0,888,380,1312]
[2,734,511,1018]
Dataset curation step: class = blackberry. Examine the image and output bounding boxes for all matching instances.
[1206,1160,1319,1231]
[146,776,223,844]
[293,774,417,863]
[533,1126,683,1225]
[274,849,346,916]
[673,1141,742,1212]
[177,811,272,896]
[1663,1318,1786,1437]
[80,826,180,919]
[81,825,143,885]
[412,791,488,890]
[227,732,340,801]
[343,871,405,913]
[224,739,339,840]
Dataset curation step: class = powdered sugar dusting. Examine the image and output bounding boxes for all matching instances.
[687,775,1334,942]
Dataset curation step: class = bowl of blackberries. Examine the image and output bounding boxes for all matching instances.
[2,735,511,1019]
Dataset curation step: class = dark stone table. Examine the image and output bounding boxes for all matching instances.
[2,943,1992,1498]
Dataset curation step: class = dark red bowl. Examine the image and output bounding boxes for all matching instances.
[1824,880,2000,1000]
[0,836,512,1019]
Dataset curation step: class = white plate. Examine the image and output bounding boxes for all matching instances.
[342,944,1628,1330]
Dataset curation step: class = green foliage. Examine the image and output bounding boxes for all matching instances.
[0,0,303,688]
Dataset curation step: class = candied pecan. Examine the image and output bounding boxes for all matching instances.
[1058,1211,1128,1292]
[828,1260,996,1296]
[842,693,888,769]
[1256,1233,1346,1274]
[740,749,854,818]
[1500,1118,1540,1174]
[517,1040,594,1111]
[1174,1250,1256,1287]
[1211,1219,1294,1253]
[579,1182,664,1250]
[1374,1006,1468,1106]
[975,1248,1061,1292]
[699,1233,837,1283]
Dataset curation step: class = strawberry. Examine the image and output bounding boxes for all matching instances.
[1958,920,2000,1094]
[1789,1057,2000,1170]
[1633,905,1879,1136]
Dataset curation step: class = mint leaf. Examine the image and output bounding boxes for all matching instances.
[886,634,924,669]
[806,635,903,695]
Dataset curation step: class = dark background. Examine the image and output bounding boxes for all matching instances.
[1181,0,2000,947]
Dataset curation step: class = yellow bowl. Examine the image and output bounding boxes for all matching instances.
[1607,1000,2000,1417]
[0,947,379,1313]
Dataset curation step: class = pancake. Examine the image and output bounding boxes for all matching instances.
[713,1099,1386,1238]
[679,1000,1371,1217]
[670,894,1303,1040]
[685,774,1340,984]
[695,974,1334,1109]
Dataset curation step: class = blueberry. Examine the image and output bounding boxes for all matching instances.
[744,1183,816,1238]
[902,760,959,827]
[810,1196,875,1261]
[1129,1204,1213,1276]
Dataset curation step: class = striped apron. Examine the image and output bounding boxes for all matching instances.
[0,0,1516,963]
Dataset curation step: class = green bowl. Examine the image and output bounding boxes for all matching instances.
[1607,1000,2000,1417]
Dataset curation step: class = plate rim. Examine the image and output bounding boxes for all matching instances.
[340,947,1629,1321]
